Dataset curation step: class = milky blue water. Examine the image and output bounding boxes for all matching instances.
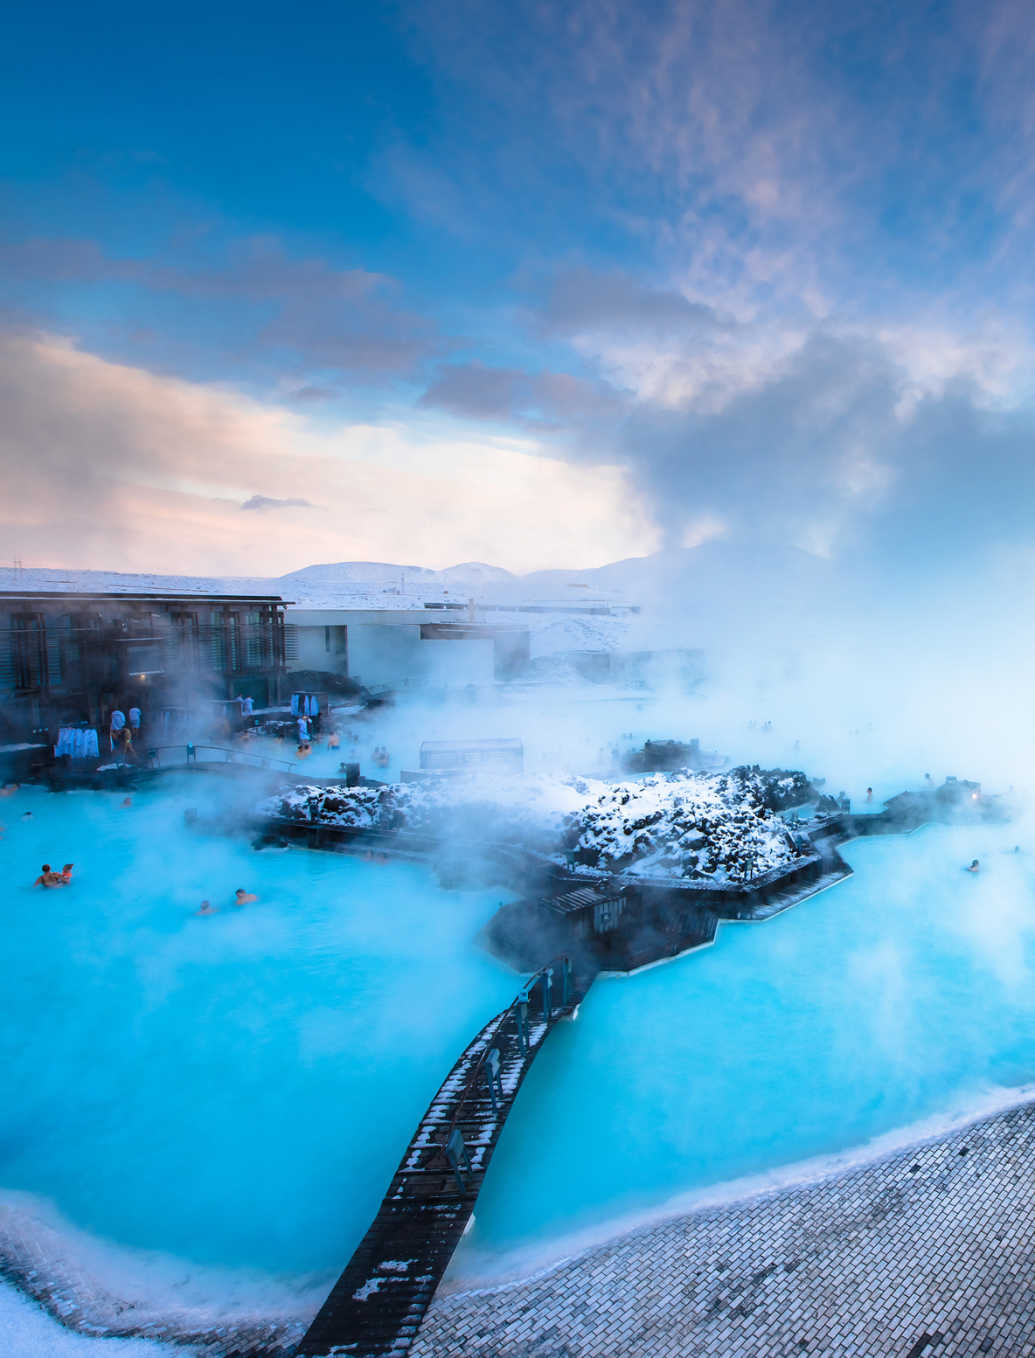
[6,777,1035,1297]
[459,820,1035,1276]
[0,778,516,1280]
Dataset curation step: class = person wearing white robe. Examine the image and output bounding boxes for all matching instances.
[109,710,126,751]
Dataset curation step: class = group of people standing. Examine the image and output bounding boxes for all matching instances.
[109,705,143,758]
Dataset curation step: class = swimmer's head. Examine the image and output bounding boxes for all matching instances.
[41,864,50,873]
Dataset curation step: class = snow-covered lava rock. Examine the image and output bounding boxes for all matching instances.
[259,766,816,885]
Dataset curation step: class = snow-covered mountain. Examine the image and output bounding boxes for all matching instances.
[0,560,517,603]
[278,560,513,587]
[0,543,844,651]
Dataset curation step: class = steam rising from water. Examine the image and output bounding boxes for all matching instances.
[6,545,1035,1344]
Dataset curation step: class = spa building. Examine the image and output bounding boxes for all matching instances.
[0,588,288,745]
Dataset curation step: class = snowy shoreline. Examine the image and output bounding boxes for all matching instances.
[438,1079,1035,1296]
[8,1081,1035,1354]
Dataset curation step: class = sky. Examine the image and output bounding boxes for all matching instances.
[4,0,1035,579]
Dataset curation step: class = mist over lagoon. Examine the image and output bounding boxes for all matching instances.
[6,0,1035,1353]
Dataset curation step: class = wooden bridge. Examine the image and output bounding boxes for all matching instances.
[297,958,594,1357]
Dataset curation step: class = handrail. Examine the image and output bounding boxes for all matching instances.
[146,743,298,772]
[429,958,571,1175]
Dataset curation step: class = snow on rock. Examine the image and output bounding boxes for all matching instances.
[259,775,584,855]
[563,767,806,882]
[260,766,812,884]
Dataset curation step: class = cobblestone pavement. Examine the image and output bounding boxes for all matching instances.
[410,1102,1035,1358]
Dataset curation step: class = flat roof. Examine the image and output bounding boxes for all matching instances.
[0,590,288,604]
[548,885,624,915]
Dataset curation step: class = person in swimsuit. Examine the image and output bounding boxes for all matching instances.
[965,859,980,873]
[196,899,217,915]
[234,888,258,905]
[33,864,64,888]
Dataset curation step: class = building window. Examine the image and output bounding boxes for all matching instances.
[170,612,199,669]
[245,611,267,669]
[227,612,240,672]
[12,614,45,691]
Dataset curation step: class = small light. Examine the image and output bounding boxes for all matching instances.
[971,792,979,800]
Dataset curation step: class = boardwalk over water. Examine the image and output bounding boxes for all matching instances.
[298,959,592,1357]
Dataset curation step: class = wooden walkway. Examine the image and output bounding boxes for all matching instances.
[297,959,592,1357]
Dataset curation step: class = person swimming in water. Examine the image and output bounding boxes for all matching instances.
[33,864,65,888]
[234,888,258,905]
[865,787,873,802]
[0,782,19,798]
[61,863,73,883]
[965,858,980,873]
[196,899,217,915]
[121,796,132,808]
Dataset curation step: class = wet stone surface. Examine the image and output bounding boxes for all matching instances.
[409,1101,1035,1358]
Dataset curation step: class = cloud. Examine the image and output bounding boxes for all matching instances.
[412,0,856,253]
[532,266,794,412]
[0,329,657,574]
[240,495,315,511]
[0,234,444,379]
[598,323,1035,570]
[419,361,622,428]
[540,269,729,341]
[285,384,340,405]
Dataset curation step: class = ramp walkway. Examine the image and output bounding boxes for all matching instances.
[298,958,593,1357]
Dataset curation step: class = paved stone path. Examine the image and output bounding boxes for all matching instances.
[410,1101,1035,1358]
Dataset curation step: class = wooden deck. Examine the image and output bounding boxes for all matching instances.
[297,959,593,1357]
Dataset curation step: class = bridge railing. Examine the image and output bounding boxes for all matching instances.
[432,957,574,1192]
[144,743,299,773]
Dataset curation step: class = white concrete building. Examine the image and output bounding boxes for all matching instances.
[284,606,530,690]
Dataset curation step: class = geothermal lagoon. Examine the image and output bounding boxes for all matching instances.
[0,778,516,1281]
[4,754,1035,1332]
